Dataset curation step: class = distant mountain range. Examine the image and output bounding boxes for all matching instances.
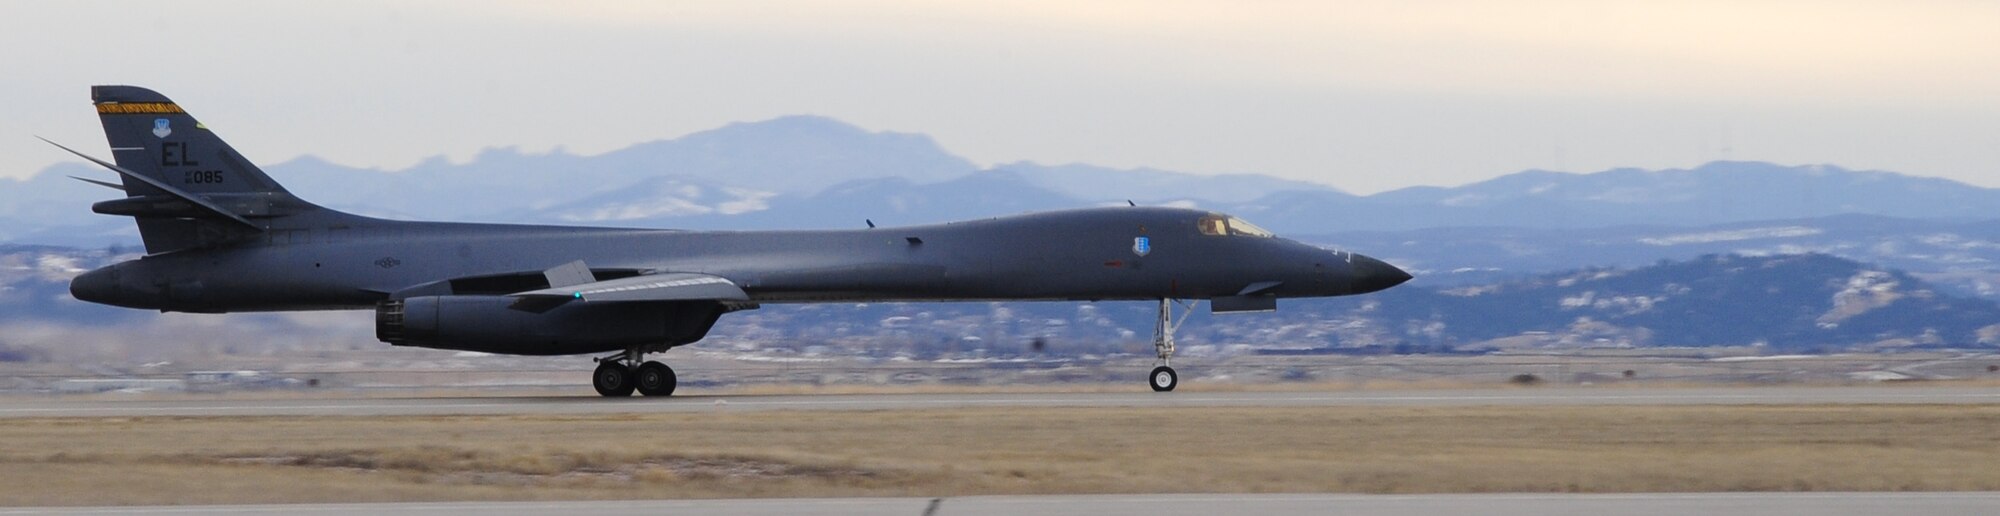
[11,115,2000,363]
[9,115,2000,242]
[1341,253,2000,352]
[9,114,2000,302]
[1310,214,2000,297]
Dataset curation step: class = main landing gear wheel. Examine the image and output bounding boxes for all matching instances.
[636,361,678,397]
[593,361,637,397]
[1150,366,1178,392]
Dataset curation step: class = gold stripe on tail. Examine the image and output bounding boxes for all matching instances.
[95,102,185,114]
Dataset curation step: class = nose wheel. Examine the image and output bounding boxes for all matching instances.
[593,347,678,397]
[1149,298,1197,392]
[1150,365,1178,392]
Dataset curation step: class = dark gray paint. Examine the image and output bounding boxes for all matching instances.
[76,208,1405,310]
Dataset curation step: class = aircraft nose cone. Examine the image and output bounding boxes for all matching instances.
[70,266,121,304]
[1349,254,1412,294]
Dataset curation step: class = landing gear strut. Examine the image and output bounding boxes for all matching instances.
[1150,298,1197,392]
[593,346,677,397]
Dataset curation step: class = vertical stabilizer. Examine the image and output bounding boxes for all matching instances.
[89,86,305,253]
[93,86,288,197]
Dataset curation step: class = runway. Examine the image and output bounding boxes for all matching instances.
[3,385,1998,418]
[11,493,2000,515]
[9,388,1999,513]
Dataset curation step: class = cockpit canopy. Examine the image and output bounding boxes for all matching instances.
[1196,213,1274,238]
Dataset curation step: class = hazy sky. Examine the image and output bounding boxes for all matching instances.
[5,0,1997,194]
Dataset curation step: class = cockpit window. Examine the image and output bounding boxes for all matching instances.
[1227,217,1274,238]
[1196,213,1274,238]
[1197,215,1228,236]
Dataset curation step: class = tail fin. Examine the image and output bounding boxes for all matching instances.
[93,85,290,197]
[87,85,309,253]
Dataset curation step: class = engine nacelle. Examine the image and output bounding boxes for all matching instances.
[376,296,724,355]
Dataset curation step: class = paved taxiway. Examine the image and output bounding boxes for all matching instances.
[11,493,2000,515]
[3,385,1998,418]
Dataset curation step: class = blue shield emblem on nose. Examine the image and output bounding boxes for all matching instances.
[1132,236,1151,257]
[152,118,172,138]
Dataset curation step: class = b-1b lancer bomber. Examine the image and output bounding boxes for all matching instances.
[56,86,1411,396]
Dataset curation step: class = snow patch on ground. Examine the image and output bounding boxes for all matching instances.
[1639,226,1823,246]
[1818,270,1902,328]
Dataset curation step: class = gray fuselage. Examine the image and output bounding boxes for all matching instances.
[72,206,1407,313]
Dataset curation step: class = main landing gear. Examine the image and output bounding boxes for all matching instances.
[1150,298,1197,392]
[592,346,677,397]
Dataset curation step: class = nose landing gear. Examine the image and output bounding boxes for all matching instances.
[1150,298,1197,392]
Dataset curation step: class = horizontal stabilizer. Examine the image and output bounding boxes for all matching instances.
[39,137,260,229]
[69,175,125,191]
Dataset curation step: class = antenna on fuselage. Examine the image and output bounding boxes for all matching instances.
[865,219,875,229]
[1127,200,1136,207]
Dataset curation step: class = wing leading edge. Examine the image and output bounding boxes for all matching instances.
[508,272,749,312]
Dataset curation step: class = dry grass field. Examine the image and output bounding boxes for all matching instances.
[4,404,2000,506]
